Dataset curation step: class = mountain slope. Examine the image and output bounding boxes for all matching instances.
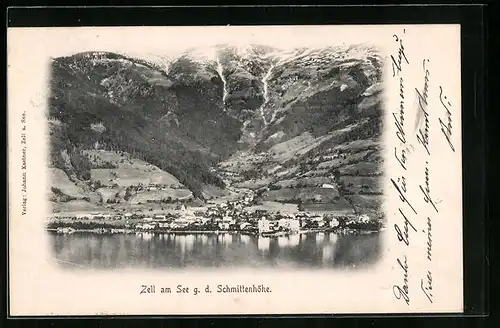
[48,45,385,217]
[48,51,239,201]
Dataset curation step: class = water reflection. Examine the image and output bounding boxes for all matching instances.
[257,236,270,253]
[50,232,382,270]
[240,234,251,245]
[277,236,288,248]
[322,245,335,264]
[200,234,208,245]
[140,232,153,241]
[328,232,338,244]
[289,234,300,247]
[333,233,381,268]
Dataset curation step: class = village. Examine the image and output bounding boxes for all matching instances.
[47,193,383,236]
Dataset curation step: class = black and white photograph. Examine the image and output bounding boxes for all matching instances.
[46,38,385,270]
[8,25,463,315]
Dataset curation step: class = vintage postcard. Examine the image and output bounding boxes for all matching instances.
[8,25,462,316]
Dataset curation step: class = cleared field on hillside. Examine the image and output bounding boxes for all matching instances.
[48,168,87,199]
[206,191,242,204]
[264,187,340,203]
[111,203,179,213]
[269,132,333,163]
[91,167,181,187]
[344,150,374,162]
[339,176,382,194]
[338,162,383,176]
[233,178,274,190]
[82,150,131,166]
[317,159,345,170]
[128,189,193,204]
[83,150,183,187]
[366,150,384,163]
[334,139,380,152]
[347,194,384,212]
[301,168,331,177]
[316,150,374,170]
[201,184,231,199]
[96,187,121,203]
[51,200,105,213]
[219,152,266,172]
[246,201,299,214]
[302,198,355,215]
[275,176,333,188]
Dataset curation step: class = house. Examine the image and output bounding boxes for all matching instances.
[359,214,370,223]
[258,219,272,233]
[278,218,300,231]
[137,223,155,230]
[219,222,230,230]
[329,218,340,228]
[144,217,153,222]
[56,227,76,234]
[171,218,191,228]
[321,183,336,189]
[180,205,196,221]
[287,219,300,231]
[239,222,252,230]
[200,217,211,224]
[312,216,325,227]
[124,213,133,218]
[155,214,166,220]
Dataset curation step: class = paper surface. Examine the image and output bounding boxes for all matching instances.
[8,25,463,316]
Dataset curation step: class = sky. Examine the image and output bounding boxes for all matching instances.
[8,25,383,59]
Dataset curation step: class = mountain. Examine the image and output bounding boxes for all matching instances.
[47,44,384,217]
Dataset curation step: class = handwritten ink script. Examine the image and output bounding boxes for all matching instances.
[389,28,457,307]
[438,86,456,152]
[390,30,418,306]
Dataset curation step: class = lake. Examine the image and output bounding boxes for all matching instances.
[49,231,382,270]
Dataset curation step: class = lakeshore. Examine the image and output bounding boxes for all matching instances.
[47,195,384,239]
[47,226,380,236]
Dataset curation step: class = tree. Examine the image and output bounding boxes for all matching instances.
[124,188,133,201]
[269,184,281,190]
[69,149,92,180]
[242,169,259,181]
[297,200,304,211]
